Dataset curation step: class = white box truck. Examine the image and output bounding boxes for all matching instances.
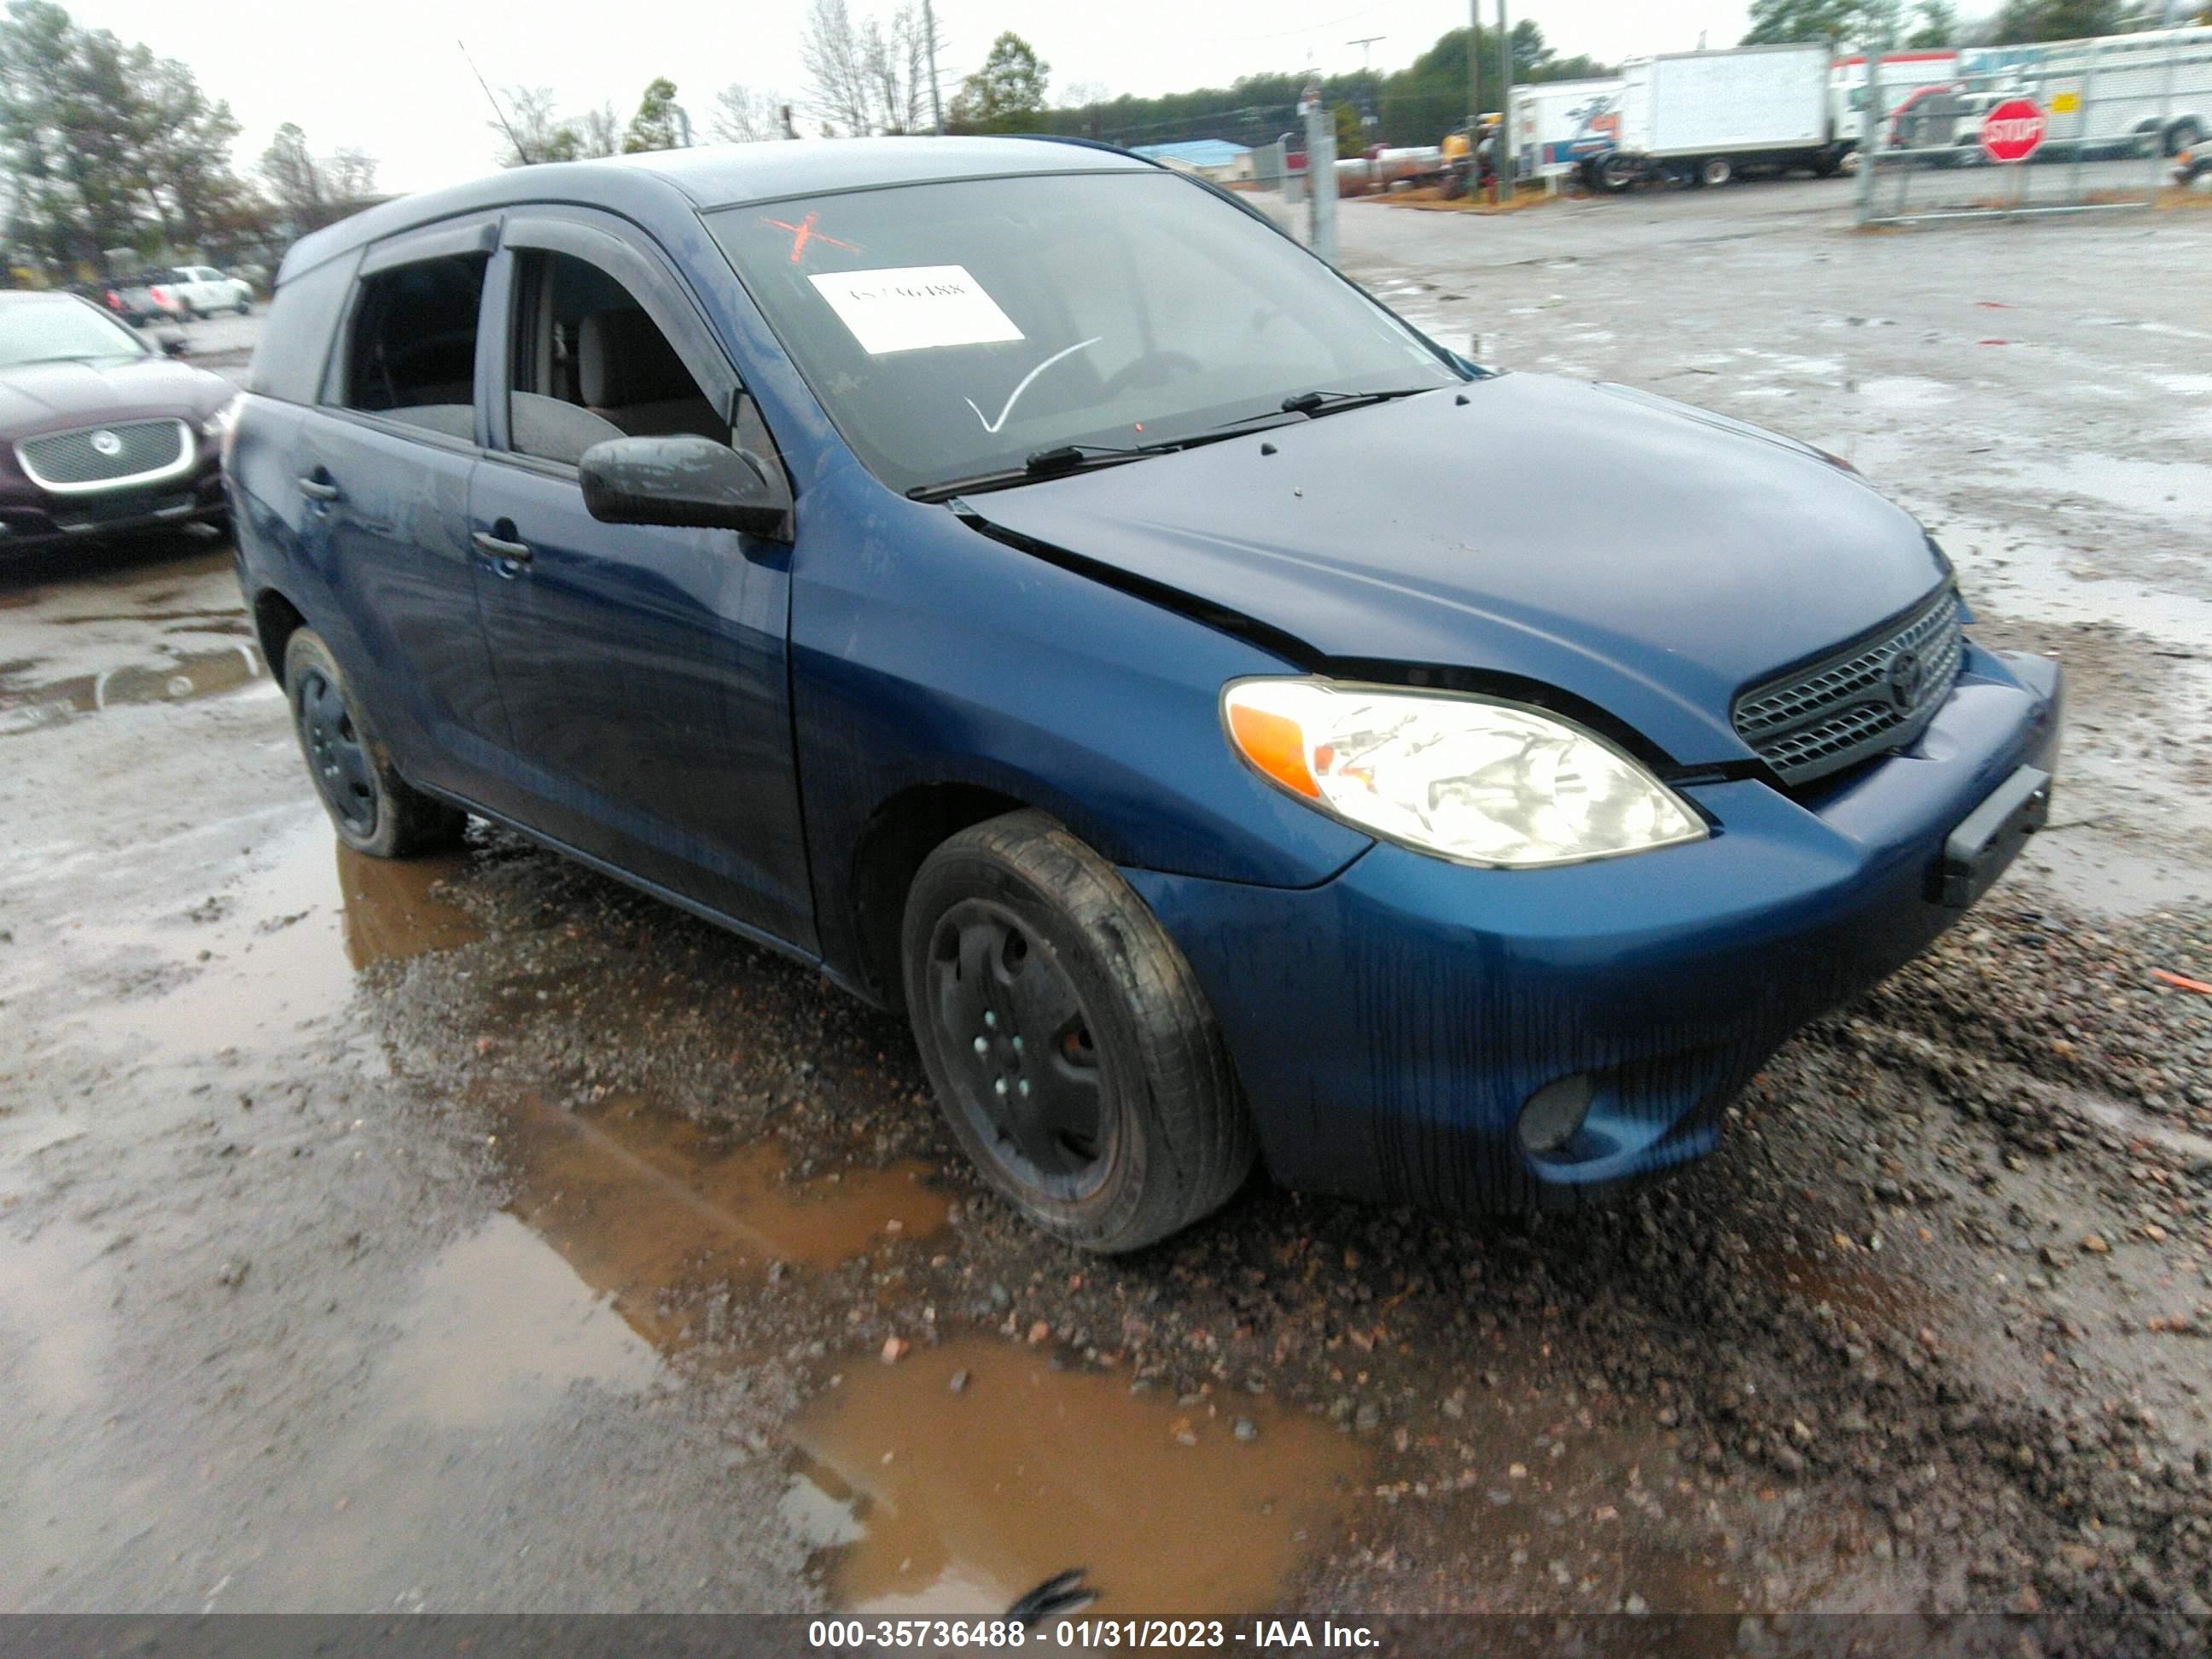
[1598,43,1841,189]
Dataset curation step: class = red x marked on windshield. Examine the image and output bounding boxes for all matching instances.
[762,211,858,264]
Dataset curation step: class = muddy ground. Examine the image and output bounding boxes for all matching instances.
[2,188,2209,1646]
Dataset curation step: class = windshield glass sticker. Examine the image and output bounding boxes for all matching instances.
[807,265,1025,356]
[761,210,857,265]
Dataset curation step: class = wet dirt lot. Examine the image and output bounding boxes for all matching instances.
[3,192,2209,1643]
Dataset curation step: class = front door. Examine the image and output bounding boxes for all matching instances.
[466,212,813,952]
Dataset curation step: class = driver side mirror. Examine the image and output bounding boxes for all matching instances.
[579,435,792,540]
[156,329,189,358]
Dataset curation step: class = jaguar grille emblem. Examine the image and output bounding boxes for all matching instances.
[90,429,123,457]
[1887,649,1924,710]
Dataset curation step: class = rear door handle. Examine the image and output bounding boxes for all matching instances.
[472,529,533,565]
[298,476,341,502]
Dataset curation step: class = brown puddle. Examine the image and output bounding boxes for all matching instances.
[379,1212,662,1430]
[783,1341,1367,1615]
[68,816,480,1068]
[335,842,482,969]
[0,643,265,731]
[494,1091,949,1349]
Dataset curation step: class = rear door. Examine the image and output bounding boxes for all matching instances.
[466,209,813,950]
[295,213,514,797]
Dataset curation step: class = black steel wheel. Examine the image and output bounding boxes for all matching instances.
[902,811,1254,1253]
[282,628,466,859]
[927,897,1115,1200]
[296,660,377,837]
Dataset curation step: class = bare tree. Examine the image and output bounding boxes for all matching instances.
[492,84,575,166]
[259,122,327,228]
[802,0,946,136]
[800,0,873,134]
[576,102,622,157]
[712,84,786,143]
[864,4,929,134]
[326,147,378,200]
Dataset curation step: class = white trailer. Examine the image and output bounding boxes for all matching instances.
[1511,78,1626,180]
[1602,44,1839,189]
[1975,26,2212,157]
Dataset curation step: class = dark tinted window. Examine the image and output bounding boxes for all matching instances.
[248,250,360,405]
[335,252,488,439]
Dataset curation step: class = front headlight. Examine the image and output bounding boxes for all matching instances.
[200,395,240,440]
[1222,678,1707,868]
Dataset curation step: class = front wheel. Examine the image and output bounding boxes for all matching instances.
[1699,157,1732,189]
[901,811,1255,1254]
[282,628,467,859]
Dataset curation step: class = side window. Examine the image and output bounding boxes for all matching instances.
[335,252,488,440]
[505,250,729,467]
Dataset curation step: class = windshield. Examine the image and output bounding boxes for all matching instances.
[0,296,149,370]
[707,170,1462,497]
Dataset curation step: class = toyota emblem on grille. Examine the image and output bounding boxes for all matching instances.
[90,429,123,457]
[1887,649,1924,710]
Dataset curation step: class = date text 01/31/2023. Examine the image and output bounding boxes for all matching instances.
[805,1617,1383,1649]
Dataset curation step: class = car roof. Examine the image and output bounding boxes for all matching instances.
[277,137,1158,287]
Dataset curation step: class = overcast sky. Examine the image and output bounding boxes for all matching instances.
[73,0,1754,194]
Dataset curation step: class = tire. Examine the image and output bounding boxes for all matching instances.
[2169,119,2203,157]
[1699,157,1732,189]
[1598,152,1638,193]
[282,628,467,859]
[900,810,1255,1254]
[236,300,252,316]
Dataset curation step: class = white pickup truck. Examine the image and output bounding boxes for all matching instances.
[167,265,255,318]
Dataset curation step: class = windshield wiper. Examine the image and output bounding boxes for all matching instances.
[907,441,1168,503]
[1278,386,1435,416]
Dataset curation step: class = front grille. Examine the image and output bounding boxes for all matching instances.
[1732,586,1965,788]
[16,419,190,492]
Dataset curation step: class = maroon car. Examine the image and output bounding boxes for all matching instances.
[0,290,234,555]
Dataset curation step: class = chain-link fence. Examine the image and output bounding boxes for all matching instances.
[1858,28,2211,224]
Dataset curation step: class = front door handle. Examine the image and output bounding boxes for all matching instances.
[472,529,533,566]
[298,476,341,502]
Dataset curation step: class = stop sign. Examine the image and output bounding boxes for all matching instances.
[1981,98,2046,163]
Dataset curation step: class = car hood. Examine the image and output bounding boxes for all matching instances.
[0,356,232,436]
[958,373,1949,765]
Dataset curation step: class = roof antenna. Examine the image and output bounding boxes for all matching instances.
[459,38,533,165]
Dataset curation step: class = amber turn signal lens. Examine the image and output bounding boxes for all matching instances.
[1225,700,1319,799]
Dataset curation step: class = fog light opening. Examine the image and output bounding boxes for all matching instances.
[1518,1074,1594,1156]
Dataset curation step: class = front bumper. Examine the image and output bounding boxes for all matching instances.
[0,451,226,552]
[1125,643,2064,1215]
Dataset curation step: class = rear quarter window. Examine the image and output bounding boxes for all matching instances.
[247,250,363,405]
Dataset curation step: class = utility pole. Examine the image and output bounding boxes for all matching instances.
[1301,84,1338,265]
[924,0,945,134]
[1466,2,1481,138]
[1493,0,1512,204]
[1348,36,1384,134]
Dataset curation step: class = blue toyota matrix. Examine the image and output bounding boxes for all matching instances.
[225,138,2063,1250]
